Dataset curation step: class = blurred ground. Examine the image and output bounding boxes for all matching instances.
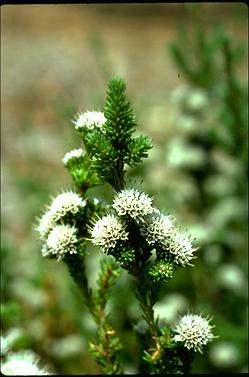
[1,3,248,375]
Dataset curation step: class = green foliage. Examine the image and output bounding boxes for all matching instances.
[94,257,121,311]
[104,76,138,142]
[35,76,156,374]
[169,26,215,89]
[84,129,117,186]
[3,6,247,375]
[70,76,152,191]
[168,24,248,209]
[169,25,247,148]
[143,335,194,375]
[64,151,103,190]
[64,252,93,310]
[88,257,124,374]
[35,75,219,374]
[125,135,152,168]
[167,21,248,375]
[168,24,247,171]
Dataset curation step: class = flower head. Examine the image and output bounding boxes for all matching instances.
[74,111,106,131]
[112,188,154,223]
[49,191,86,221]
[36,210,55,240]
[167,231,197,267]
[36,191,86,240]
[90,214,128,253]
[62,148,85,165]
[141,212,175,246]
[1,351,49,375]
[42,224,78,259]
[173,313,216,353]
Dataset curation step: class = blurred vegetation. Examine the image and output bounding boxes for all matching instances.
[1,3,248,374]
[164,20,248,374]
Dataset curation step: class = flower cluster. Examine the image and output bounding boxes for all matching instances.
[173,313,216,353]
[90,188,197,273]
[91,215,129,253]
[62,148,85,166]
[140,212,175,246]
[112,189,154,222]
[112,188,154,223]
[50,192,86,219]
[167,232,197,267]
[1,351,50,375]
[36,210,55,241]
[34,77,215,373]
[74,111,106,131]
[36,191,86,240]
[42,224,78,259]
[36,191,87,260]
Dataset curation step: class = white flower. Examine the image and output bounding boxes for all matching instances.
[112,188,154,223]
[2,328,26,355]
[49,191,86,221]
[1,351,50,375]
[141,212,175,246]
[43,224,78,259]
[62,148,85,165]
[167,232,196,267]
[36,210,55,240]
[36,192,86,240]
[90,214,128,253]
[173,313,216,353]
[74,111,106,131]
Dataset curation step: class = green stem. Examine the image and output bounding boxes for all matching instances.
[112,158,125,192]
[134,273,161,374]
[65,255,123,374]
[64,254,94,315]
[90,261,124,374]
[136,273,159,341]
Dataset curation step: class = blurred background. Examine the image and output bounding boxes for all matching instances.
[1,3,248,374]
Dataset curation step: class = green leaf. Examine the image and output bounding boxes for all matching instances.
[125,135,152,167]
